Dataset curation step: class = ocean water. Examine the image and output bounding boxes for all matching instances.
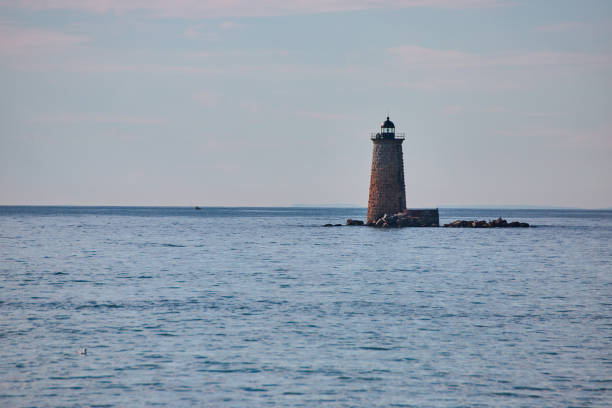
[0,206,610,407]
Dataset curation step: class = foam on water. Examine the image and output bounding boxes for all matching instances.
[0,207,611,407]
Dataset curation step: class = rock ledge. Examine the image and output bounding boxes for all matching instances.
[444,217,529,228]
[362,209,439,228]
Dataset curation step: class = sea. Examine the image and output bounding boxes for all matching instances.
[0,206,610,407]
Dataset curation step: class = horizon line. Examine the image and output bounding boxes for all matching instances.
[0,204,610,211]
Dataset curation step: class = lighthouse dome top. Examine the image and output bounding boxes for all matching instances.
[382,116,395,129]
[371,116,405,140]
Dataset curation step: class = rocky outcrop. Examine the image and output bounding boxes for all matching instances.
[367,209,439,228]
[444,217,529,228]
[336,215,528,229]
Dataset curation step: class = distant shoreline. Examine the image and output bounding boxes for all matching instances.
[0,205,611,211]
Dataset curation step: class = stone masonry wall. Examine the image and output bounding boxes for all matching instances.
[367,139,406,224]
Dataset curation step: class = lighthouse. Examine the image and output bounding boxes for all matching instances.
[366,116,407,224]
[365,116,439,227]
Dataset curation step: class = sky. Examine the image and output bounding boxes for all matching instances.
[0,0,611,208]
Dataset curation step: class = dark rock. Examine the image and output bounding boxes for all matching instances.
[444,220,471,227]
[386,215,398,227]
[323,223,333,227]
[346,219,364,226]
[444,218,530,228]
[488,217,508,228]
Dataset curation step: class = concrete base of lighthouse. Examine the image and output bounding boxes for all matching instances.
[366,208,439,228]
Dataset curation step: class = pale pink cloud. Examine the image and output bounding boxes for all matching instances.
[394,77,520,91]
[219,21,245,30]
[482,106,512,113]
[183,21,244,40]
[183,25,203,40]
[2,0,508,18]
[498,125,612,150]
[14,60,225,75]
[8,57,355,81]
[443,105,511,115]
[32,114,164,125]
[194,91,222,107]
[388,45,612,91]
[0,19,87,55]
[535,21,587,32]
[526,111,562,118]
[388,45,612,70]
[388,46,477,69]
[183,49,290,59]
[569,124,612,150]
[239,99,261,114]
[493,51,612,69]
[444,106,565,118]
[297,111,353,121]
[443,105,466,114]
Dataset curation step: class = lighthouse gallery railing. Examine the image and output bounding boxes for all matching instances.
[370,132,406,140]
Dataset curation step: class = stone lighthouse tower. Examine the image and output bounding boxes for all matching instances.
[367,116,407,224]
